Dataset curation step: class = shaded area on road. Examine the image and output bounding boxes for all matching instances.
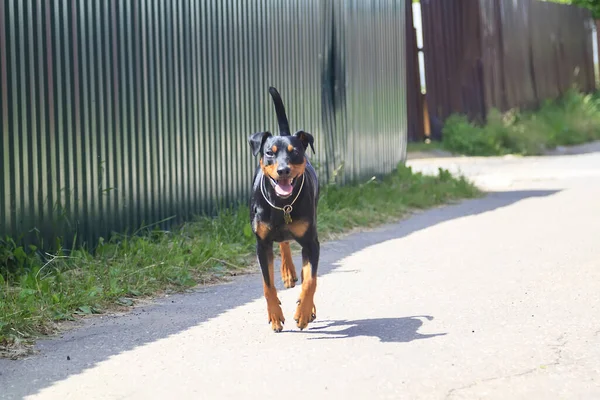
[543,140,600,156]
[298,316,446,343]
[0,189,559,400]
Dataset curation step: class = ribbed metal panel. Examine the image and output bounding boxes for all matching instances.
[341,0,407,181]
[1,0,407,248]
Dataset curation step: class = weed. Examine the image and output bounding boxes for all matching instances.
[441,89,600,156]
[442,114,505,156]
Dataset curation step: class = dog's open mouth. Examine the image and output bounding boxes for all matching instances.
[269,176,295,198]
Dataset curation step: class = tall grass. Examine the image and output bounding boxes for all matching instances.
[442,89,600,156]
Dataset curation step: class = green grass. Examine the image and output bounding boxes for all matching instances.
[442,89,600,156]
[406,140,446,154]
[0,165,480,358]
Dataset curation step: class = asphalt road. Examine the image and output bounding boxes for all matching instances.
[2,147,600,400]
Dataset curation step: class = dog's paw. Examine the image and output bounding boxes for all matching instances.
[294,300,316,330]
[281,271,298,289]
[267,303,285,332]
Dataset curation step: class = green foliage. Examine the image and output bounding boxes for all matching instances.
[442,114,507,156]
[442,89,600,156]
[0,237,41,276]
[545,0,600,18]
[0,165,480,357]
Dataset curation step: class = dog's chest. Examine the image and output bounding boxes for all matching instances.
[253,215,309,242]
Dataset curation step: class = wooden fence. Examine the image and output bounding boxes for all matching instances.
[408,0,596,140]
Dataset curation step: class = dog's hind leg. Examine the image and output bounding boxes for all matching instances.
[294,238,320,330]
[279,242,298,289]
[257,241,285,332]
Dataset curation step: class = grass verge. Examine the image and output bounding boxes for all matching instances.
[406,140,446,154]
[441,89,600,156]
[0,165,480,358]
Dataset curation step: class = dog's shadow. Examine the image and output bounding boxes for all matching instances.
[290,315,446,343]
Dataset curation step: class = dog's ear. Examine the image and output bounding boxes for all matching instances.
[294,130,315,154]
[248,131,272,157]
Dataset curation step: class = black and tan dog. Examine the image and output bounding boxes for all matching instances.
[248,87,319,332]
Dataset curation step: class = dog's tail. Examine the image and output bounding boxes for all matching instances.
[268,86,290,136]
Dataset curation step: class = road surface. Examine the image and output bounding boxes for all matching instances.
[2,147,600,399]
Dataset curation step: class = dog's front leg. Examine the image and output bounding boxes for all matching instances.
[257,240,285,332]
[279,241,298,288]
[294,237,320,330]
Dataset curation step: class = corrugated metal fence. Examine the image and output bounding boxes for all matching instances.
[418,0,595,139]
[0,0,407,248]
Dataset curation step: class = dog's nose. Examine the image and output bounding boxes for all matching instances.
[277,166,291,177]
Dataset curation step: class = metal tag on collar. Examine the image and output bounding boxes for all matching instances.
[283,205,293,224]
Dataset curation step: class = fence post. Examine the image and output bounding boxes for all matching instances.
[406,0,425,142]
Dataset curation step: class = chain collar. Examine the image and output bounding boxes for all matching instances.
[260,173,305,223]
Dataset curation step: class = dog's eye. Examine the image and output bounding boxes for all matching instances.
[265,150,274,157]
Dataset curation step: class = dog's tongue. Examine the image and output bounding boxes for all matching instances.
[275,178,293,197]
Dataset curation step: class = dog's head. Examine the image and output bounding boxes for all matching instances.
[249,130,314,199]
[249,87,315,199]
